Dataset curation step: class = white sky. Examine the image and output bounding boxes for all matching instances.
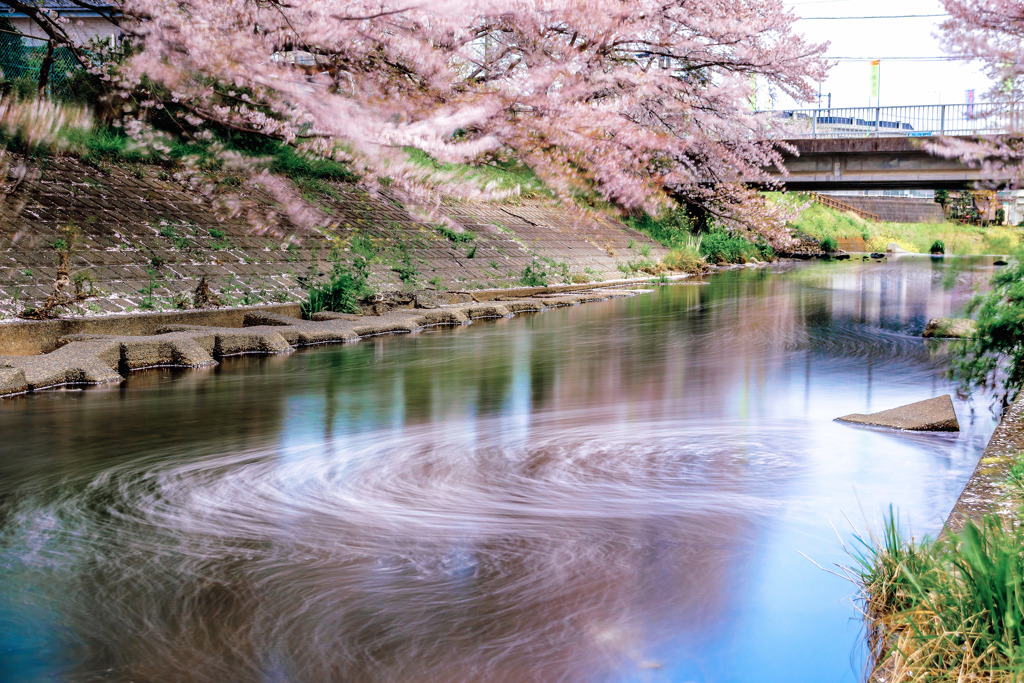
[773,0,995,110]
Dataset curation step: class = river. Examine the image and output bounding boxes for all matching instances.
[0,256,1002,682]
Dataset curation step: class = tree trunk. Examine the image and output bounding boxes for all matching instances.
[37,40,53,95]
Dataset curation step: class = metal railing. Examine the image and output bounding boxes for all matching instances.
[808,192,879,221]
[769,103,1024,139]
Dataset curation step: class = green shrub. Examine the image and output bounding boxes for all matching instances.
[930,239,946,254]
[302,258,373,317]
[519,259,548,287]
[821,236,838,254]
[700,231,773,264]
[625,207,695,248]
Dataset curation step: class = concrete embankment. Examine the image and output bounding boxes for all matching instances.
[0,156,670,320]
[944,393,1024,534]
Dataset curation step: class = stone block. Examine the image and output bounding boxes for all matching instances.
[0,367,28,395]
[923,317,977,339]
[837,395,960,432]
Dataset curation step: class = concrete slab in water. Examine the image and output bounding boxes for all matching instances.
[836,395,959,432]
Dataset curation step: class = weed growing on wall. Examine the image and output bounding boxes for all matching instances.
[392,246,418,286]
[519,259,548,287]
[158,221,195,251]
[19,224,97,319]
[208,227,232,251]
[433,224,475,244]
[302,256,373,317]
[139,269,160,310]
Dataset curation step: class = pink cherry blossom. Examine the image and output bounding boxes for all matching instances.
[12,0,828,242]
[935,1,1024,188]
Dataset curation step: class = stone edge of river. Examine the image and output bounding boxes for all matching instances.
[943,392,1024,535]
[0,258,792,398]
[867,392,1024,682]
[0,279,684,398]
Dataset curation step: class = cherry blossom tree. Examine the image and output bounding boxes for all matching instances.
[6,0,827,242]
[938,1,1024,188]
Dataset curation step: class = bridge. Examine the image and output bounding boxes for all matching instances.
[764,103,1022,190]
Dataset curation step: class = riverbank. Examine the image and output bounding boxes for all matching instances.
[0,281,686,397]
[863,378,1024,681]
[776,193,1023,255]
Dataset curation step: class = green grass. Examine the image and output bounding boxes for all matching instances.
[31,117,360,190]
[775,193,1023,255]
[302,258,373,317]
[627,206,772,267]
[405,148,550,198]
[625,207,695,249]
[856,509,1024,681]
[700,231,773,264]
[663,234,708,273]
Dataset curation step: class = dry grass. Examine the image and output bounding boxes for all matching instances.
[855,511,1024,682]
[0,94,92,154]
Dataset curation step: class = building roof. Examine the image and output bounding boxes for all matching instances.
[0,2,118,18]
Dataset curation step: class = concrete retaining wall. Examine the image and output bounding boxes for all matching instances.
[831,196,945,223]
[0,157,668,323]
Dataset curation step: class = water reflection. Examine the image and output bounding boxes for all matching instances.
[0,256,1002,682]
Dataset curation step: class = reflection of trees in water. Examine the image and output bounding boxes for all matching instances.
[0,357,293,497]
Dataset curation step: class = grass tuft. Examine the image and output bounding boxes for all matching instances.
[855,508,1024,681]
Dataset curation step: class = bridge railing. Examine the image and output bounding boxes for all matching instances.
[769,102,1024,139]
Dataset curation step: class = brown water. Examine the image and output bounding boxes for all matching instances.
[0,257,1002,682]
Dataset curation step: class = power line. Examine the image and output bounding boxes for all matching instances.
[800,14,946,19]
[826,55,975,61]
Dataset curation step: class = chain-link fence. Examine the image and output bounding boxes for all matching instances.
[0,25,81,98]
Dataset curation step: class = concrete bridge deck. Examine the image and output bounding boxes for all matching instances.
[763,103,1020,190]
[771,136,1012,191]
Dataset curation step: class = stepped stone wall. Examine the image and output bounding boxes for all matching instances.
[0,157,668,322]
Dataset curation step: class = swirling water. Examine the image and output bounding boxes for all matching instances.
[0,257,1003,682]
